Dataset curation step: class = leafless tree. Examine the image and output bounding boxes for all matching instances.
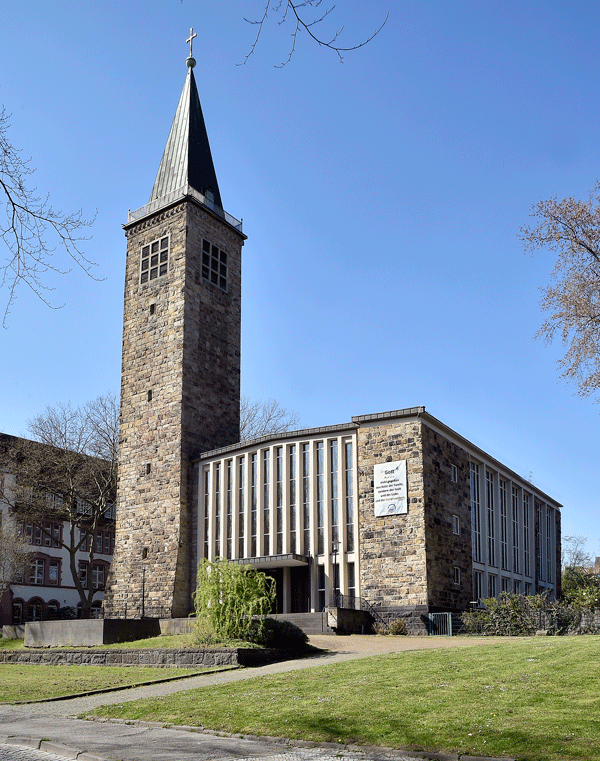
[562,535,593,571]
[240,396,300,440]
[0,393,118,617]
[241,1,389,67]
[0,518,30,598]
[521,183,600,400]
[0,107,96,326]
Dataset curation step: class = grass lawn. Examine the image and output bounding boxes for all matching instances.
[0,633,258,650]
[87,637,600,761]
[0,665,218,703]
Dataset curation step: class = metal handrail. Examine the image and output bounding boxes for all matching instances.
[127,184,243,232]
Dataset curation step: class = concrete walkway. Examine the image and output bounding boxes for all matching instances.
[0,635,510,761]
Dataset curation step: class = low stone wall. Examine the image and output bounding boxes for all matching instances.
[0,646,284,668]
[25,619,162,647]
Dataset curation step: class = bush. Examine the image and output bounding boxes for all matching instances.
[193,558,275,643]
[388,618,408,635]
[248,617,309,649]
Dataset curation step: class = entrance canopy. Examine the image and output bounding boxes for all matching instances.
[231,553,309,570]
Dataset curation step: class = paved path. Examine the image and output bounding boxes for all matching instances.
[0,636,507,761]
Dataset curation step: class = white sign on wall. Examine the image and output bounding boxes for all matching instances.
[374,459,408,517]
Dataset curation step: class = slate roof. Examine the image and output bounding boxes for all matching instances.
[149,63,223,209]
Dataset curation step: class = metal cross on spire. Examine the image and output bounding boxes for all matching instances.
[187,28,197,57]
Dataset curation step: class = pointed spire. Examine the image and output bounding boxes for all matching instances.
[149,35,223,208]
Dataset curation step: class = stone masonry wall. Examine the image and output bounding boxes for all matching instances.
[357,418,428,608]
[420,424,472,611]
[104,198,244,619]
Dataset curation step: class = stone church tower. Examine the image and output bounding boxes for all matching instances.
[104,41,246,618]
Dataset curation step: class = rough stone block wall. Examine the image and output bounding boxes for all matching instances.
[421,424,472,612]
[104,198,244,619]
[357,419,428,608]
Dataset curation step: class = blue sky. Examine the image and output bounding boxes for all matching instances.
[1,1,599,558]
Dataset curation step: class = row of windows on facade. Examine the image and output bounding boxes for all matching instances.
[12,598,103,624]
[20,557,107,589]
[469,462,556,582]
[16,493,115,520]
[473,570,540,600]
[201,438,355,561]
[139,236,228,291]
[18,521,115,555]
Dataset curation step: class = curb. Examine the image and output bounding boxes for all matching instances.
[3,723,515,761]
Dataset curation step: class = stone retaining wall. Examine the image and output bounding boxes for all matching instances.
[0,647,282,668]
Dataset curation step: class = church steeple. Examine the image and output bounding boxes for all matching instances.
[149,33,223,209]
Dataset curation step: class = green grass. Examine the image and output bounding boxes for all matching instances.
[0,664,218,703]
[87,637,600,761]
[0,633,257,650]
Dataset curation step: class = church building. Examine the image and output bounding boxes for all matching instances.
[103,38,561,633]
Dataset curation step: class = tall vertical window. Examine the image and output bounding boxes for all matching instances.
[523,494,531,576]
[345,442,354,552]
[470,463,481,562]
[302,444,310,555]
[546,507,553,583]
[30,559,44,585]
[512,486,520,574]
[276,446,283,554]
[251,454,258,556]
[238,457,245,557]
[263,450,270,555]
[140,235,169,283]
[473,570,483,601]
[486,470,496,567]
[289,445,297,553]
[488,573,497,598]
[316,442,324,555]
[536,501,543,581]
[318,564,326,612]
[214,463,221,558]
[226,460,233,559]
[201,239,228,290]
[330,440,339,546]
[347,562,356,603]
[499,478,508,570]
[203,469,210,559]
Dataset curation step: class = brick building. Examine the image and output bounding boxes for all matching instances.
[101,44,561,632]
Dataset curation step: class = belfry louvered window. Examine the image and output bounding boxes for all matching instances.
[140,235,169,284]
[202,238,227,290]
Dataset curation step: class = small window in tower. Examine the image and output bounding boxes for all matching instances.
[140,236,169,284]
[142,547,148,559]
[147,390,153,402]
[201,238,227,291]
[146,463,151,475]
[149,303,155,315]
[453,566,461,585]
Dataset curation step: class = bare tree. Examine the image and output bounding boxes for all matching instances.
[240,396,300,440]
[521,183,600,400]
[241,1,389,67]
[561,535,593,571]
[0,393,118,618]
[0,519,30,599]
[0,107,96,326]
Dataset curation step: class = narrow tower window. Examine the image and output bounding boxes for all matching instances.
[201,238,227,290]
[147,390,153,402]
[140,236,169,284]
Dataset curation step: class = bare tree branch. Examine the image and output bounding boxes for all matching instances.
[0,107,97,326]
[240,1,389,66]
[520,182,600,400]
[0,393,118,617]
[0,519,30,597]
[240,395,300,440]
